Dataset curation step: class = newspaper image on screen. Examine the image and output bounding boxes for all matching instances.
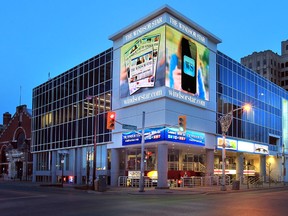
[141,34,160,76]
[124,39,142,95]
[124,34,161,95]
[129,48,154,89]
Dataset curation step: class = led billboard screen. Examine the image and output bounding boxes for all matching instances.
[120,24,210,102]
[120,26,166,98]
[165,25,210,101]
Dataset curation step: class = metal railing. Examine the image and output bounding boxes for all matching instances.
[239,176,264,188]
[118,175,234,188]
[118,176,154,187]
[182,162,206,172]
[169,176,229,188]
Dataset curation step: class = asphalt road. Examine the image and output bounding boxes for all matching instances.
[0,182,288,216]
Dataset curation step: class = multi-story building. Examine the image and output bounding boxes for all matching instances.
[32,5,288,188]
[0,105,32,180]
[280,40,288,90]
[241,40,288,90]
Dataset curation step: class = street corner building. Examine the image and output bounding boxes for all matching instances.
[31,5,288,189]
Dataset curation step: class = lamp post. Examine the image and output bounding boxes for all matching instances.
[218,104,251,191]
[86,95,98,190]
[282,144,286,186]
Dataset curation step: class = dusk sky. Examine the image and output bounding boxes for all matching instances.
[1,0,287,123]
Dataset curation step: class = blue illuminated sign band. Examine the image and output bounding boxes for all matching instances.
[122,127,205,146]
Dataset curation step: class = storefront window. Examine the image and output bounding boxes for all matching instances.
[168,149,179,170]
[145,149,156,171]
[125,148,156,171]
[127,149,141,171]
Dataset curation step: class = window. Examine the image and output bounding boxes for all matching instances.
[269,136,278,145]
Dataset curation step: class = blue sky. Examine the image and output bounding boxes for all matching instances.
[0,0,287,123]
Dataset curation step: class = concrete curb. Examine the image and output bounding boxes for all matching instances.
[1,179,287,195]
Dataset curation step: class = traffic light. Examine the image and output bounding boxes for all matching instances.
[178,115,186,132]
[106,111,116,130]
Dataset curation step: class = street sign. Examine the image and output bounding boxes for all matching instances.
[122,124,137,130]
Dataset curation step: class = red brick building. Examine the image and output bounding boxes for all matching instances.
[0,105,32,180]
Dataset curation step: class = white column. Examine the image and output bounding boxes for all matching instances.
[156,144,168,189]
[110,148,120,187]
[205,148,214,177]
[51,151,57,184]
[236,152,244,181]
[76,148,82,185]
[259,155,266,182]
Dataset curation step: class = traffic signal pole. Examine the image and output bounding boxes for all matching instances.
[139,111,146,192]
[108,112,184,191]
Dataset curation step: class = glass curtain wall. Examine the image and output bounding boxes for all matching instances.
[217,51,287,149]
[32,48,113,178]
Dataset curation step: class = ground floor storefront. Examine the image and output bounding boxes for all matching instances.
[31,141,285,188]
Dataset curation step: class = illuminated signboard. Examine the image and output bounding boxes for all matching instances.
[165,128,205,146]
[217,137,269,155]
[254,144,269,155]
[120,24,210,104]
[238,141,254,153]
[217,137,237,150]
[128,171,141,179]
[122,127,205,146]
[122,127,165,145]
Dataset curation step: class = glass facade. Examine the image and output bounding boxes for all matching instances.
[217,51,287,151]
[32,48,112,152]
[32,48,113,180]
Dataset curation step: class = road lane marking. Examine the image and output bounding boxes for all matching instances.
[0,195,47,201]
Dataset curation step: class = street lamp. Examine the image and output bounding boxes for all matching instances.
[218,104,251,191]
[282,144,286,186]
[86,95,98,190]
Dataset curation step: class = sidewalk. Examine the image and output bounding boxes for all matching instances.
[1,178,286,195]
[94,182,287,195]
